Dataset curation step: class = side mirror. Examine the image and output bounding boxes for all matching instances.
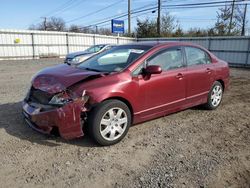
[143,65,162,75]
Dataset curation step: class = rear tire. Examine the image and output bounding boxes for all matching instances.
[88,100,131,146]
[204,81,223,110]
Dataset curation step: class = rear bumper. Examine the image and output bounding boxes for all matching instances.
[22,100,86,139]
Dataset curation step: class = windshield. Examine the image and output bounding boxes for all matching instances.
[77,45,151,72]
[85,45,106,53]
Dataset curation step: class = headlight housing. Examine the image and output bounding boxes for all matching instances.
[49,92,72,106]
[48,90,89,107]
[71,55,90,64]
[71,56,81,63]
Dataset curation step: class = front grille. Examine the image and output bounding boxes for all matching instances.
[28,87,53,105]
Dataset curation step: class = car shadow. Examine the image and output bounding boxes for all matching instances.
[0,101,211,148]
[190,105,207,111]
[0,101,98,147]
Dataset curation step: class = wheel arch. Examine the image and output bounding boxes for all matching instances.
[102,96,134,122]
[216,79,225,91]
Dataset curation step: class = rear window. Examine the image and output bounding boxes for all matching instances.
[185,47,211,66]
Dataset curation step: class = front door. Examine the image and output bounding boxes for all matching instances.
[135,47,187,120]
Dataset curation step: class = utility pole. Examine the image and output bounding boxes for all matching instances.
[229,0,235,34]
[41,17,47,31]
[128,0,131,35]
[241,3,248,36]
[157,0,161,36]
[95,25,98,34]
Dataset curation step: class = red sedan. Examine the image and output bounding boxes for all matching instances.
[23,42,229,146]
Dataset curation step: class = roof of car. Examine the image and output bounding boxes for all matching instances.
[95,44,116,46]
[123,41,200,48]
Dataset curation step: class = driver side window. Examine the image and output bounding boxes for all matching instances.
[147,48,184,71]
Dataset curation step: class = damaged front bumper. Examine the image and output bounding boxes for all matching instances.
[22,99,87,139]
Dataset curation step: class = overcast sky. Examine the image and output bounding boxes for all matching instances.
[0,0,249,31]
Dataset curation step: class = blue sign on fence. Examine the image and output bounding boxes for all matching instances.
[111,19,125,34]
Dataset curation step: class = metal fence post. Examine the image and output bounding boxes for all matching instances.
[93,34,96,45]
[31,33,35,59]
[66,33,69,54]
[117,36,119,44]
[208,37,212,51]
[246,37,250,65]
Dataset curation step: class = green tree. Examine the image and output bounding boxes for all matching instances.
[185,28,208,37]
[135,13,178,38]
[135,19,158,38]
[234,5,249,35]
[98,28,112,35]
[68,24,82,33]
[29,17,66,31]
[160,14,179,37]
[173,27,184,37]
[213,4,244,36]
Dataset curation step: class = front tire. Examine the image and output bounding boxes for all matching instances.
[204,81,223,110]
[88,100,131,146]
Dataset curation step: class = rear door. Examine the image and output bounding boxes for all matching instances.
[184,46,215,104]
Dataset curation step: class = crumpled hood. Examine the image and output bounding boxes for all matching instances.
[32,64,102,94]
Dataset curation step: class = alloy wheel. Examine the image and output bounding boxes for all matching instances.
[211,85,222,107]
[100,108,128,141]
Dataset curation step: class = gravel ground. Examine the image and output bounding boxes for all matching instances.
[0,58,249,188]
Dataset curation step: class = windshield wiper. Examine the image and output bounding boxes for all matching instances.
[84,67,102,72]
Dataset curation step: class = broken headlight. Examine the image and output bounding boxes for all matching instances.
[49,92,72,106]
[49,90,89,107]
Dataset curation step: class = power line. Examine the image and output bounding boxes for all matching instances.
[162,3,250,9]
[51,0,87,17]
[164,0,249,7]
[90,0,249,26]
[132,1,157,12]
[28,0,87,27]
[164,3,248,8]
[27,0,75,27]
[43,0,76,17]
[68,1,159,27]
[65,0,124,23]
[97,8,157,28]
[85,6,158,28]
[96,8,217,30]
[72,0,250,30]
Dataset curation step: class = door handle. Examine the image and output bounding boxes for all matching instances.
[206,68,212,74]
[175,73,183,80]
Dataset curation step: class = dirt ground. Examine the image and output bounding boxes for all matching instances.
[0,59,249,188]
